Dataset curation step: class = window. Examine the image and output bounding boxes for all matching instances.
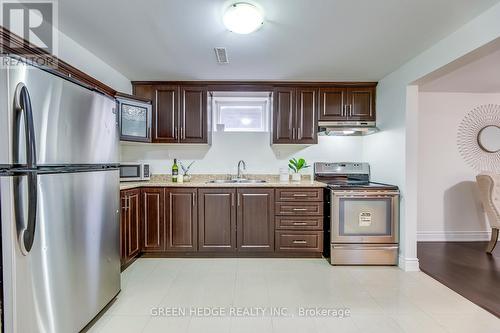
[212,95,270,132]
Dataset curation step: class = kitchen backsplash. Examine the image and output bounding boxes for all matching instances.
[121,132,364,174]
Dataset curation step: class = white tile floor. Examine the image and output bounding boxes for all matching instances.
[88,258,499,333]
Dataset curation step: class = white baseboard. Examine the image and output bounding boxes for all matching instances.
[398,256,420,272]
[417,230,492,242]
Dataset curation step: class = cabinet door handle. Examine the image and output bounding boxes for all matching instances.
[237,193,241,207]
[293,240,307,244]
[292,222,308,225]
[349,105,353,117]
[292,194,308,197]
[174,127,178,139]
[193,193,197,207]
[231,193,235,207]
[291,128,295,140]
[180,127,185,140]
[297,127,302,140]
[293,208,308,211]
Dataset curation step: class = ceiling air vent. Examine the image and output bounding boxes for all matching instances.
[214,47,229,64]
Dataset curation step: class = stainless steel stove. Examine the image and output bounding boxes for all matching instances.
[314,162,399,265]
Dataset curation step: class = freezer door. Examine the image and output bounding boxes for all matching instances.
[3,59,119,166]
[1,170,121,333]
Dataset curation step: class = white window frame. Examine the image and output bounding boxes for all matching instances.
[212,97,270,132]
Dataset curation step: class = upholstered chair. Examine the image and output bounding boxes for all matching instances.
[476,174,500,253]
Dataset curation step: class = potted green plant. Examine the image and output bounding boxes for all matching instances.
[288,158,310,182]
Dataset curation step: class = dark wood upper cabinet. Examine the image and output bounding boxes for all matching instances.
[347,87,375,120]
[133,82,375,145]
[166,188,198,252]
[198,188,236,252]
[273,87,295,143]
[272,87,317,144]
[180,86,208,143]
[141,188,165,252]
[133,85,154,101]
[295,88,318,144]
[319,86,375,122]
[133,84,207,144]
[237,188,274,252]
[318,87,346,121]
[154,85,179,143]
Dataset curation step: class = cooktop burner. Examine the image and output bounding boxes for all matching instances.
[314,162,399,191]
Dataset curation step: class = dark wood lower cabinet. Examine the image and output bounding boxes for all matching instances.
[120,186,324,264]
[120,189,141,268]
[275,201,324,216]
[274,188,325,255]
[141,188,165,252]
[275,231,323,252]
[166,188,198,252]
[120,193,126,266]
[128,191,141,258]
[198,188,236,252]
[237,188,275,252]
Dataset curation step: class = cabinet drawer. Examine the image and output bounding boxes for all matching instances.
[275,216,323,230]
[276,231,323,252]
[275,202,323,216]
[276,188,323,202]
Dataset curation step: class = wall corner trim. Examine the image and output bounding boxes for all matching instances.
[398,256,420,272]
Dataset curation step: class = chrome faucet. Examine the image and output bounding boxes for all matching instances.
[237,160,246,179]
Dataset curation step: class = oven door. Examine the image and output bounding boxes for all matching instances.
[119,164,143,182]
[331,190,399,243]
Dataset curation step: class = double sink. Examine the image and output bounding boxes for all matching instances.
[206,179,267,184]
[205,160,267,184]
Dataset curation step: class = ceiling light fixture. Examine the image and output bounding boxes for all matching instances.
[223,2,264,34]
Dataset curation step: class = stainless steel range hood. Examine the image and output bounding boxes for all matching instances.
[318,121,379,136]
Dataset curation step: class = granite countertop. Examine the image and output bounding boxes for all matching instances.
[120,174,326,190]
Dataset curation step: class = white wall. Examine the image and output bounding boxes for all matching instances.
[121,133,364,175]
[57,30,131,93]
[364,2,500,271]
[417,92,500,241]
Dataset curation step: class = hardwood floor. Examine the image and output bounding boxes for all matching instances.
[418,241,500,318]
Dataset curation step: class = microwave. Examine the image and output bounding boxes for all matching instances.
[119,163,151,182]
[116,94,152,143]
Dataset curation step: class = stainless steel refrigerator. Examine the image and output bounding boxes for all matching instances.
[0,56,121,332]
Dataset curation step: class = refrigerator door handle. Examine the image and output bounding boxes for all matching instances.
[14,83,38,254]
[14,83,37,169]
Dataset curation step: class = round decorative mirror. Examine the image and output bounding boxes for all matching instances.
[457,104,500,172]
[477,125,500,153]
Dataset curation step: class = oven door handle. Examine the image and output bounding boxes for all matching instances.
[332,191,400,197]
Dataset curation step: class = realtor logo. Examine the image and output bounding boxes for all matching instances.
[1,0,57,59]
